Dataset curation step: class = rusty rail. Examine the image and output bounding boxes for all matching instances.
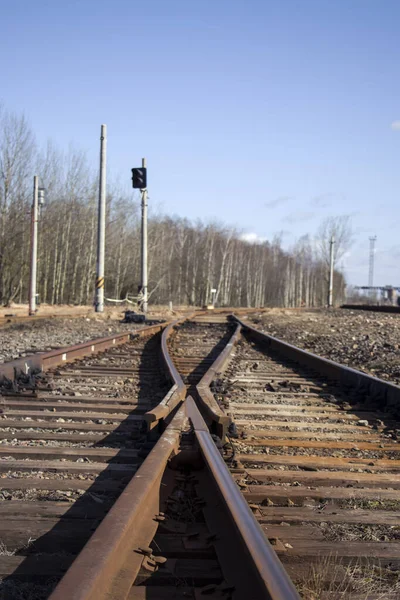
[49,395,300,600]
[143,315,192,430]
[342,303,400,314]
[0,318,188,434]
[48,317,190,599]
[186,397,300,600]
[48,406,186,600]
[195,321,241,438]
[45,312,302,599]
[0,321,167,382]
[0,310,92,328]
[233,315,400,412]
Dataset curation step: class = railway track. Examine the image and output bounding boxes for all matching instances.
[0,324,171,598]
[0,315,297,600]
[167,315,233,388]
[44,315,297,600]
[1,310,398,599]
[0,310,92,329]
[214,318,400,599]
[342,304,400,314]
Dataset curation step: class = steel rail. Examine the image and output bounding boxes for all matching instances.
[48,314,191,599]
[186,396,301,600]
[195,321,241,438]
[342,303,400,314]
[233,315,400,412]
[143,311,239,433]
[47,312,300,600]
[49,396,300,600]
[48,405,186,600]
[0,310,92,328]
[0,321,168,382]
[143,315,192,429]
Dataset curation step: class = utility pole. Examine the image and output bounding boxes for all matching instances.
[29,176,39,315]
[369,236,377,300]
[140,157,148,314]
[328,234,335,308]
[95,124,107,313]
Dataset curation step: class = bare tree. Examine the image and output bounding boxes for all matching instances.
[0,103,349,310]
[0,106,35,304]
[316,216,352,305]
[317,215,353,267]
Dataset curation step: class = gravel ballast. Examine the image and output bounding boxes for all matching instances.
[0,316,146,363]
[249,308,400,385]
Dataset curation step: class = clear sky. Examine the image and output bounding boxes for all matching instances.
[1,0,399,286]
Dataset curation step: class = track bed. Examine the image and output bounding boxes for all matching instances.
[214,324,400,598]
[0,331,169,599]
[12,310,395,599]
[168,316,233,388]
[48,315,298,600]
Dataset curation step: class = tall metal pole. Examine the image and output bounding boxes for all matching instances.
[29,176,39,315]
[140,157,148,314]
[95,124,107,312]
[328,234,335,308]
[369,236,377,299]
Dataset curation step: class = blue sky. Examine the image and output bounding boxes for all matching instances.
[1,0,399,286]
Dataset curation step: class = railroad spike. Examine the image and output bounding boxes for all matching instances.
[154,513,166,522]
[137,546,153,556]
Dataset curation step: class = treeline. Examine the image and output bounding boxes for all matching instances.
[0,106,346,308]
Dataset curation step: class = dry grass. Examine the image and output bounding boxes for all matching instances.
[0,538,36,557]
[319,522,400,543]
[0,542,15,557]
[297,555,400,599]
[338,498,400,512]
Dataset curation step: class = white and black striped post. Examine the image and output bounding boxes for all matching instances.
[95,124,107,312]
[29,176,39,315]
[328,235,335,307]
[140,157,148,313]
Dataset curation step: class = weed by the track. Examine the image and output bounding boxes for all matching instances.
[297,555,400,599]
[338,498,400,511]
[0,542,15,557]
[0,537,36,557]
[320,522,400,542]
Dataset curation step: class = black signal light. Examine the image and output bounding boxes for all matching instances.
[131,167,147,189]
